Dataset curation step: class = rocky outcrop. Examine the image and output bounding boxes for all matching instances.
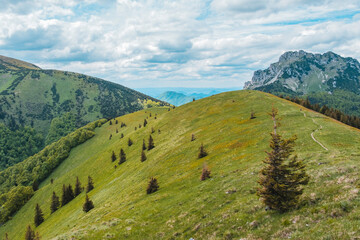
[244,50,360,94]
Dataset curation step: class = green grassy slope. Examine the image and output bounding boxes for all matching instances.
[2,90,360,239]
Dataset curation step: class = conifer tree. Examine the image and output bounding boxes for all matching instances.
[146,177,159,194]
[109,120,112,125]
[149,113,152,117]
[86,176,94,193]
[66,184,75,201]
[119,149,126,164]
[50,191,60,213]
[75,177,82,196]
[121,133,124,138]
[111,151,116,162]
[83,195,94,213]
[139,124,142,128]
[32,179,39,191]
[25,225,35,240]
[151,127,155,134]
[257,107,309,212]
[34,203,44,227]
[109,134,112,140]
[61,184,67,206]
[128,138,133,146]
[142,139,147,150]
[115,119,118,124]
[148,135,155,150]
[191,133,196,141]
[116,128,118,133]
[141,149,147,162]
[198,143,208,158]
[200,165,211,181]
[144,119,147,127]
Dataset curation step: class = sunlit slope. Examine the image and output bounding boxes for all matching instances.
[2,90,360,239]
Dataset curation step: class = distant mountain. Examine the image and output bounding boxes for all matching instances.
[136,87,240,106]
[0,55,165,169]
[244,50,360,116]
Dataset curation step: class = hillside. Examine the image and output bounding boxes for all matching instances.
[1,90,360,239]
[0,55,166,169]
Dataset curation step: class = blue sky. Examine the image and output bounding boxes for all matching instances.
[0,0,360,88]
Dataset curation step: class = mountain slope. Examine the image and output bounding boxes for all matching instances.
[157,91,194,106]
[244,50,360,94]
[2,90,360,239]
[244,50,360,116]
[0,55,165,168]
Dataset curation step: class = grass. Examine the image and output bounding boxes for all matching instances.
[1,90,360,239]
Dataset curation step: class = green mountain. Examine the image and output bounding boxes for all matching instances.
[0,55,165,169]
[244,50,360,116]
[1,90,360,239]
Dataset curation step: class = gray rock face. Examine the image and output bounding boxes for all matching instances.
[244,50,360,94]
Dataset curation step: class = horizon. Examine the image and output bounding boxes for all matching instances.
[1,1,360,88]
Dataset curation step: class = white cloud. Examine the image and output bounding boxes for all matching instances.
[0,0,360,88]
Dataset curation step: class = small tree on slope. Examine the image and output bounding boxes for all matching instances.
[86,176,94,193]
[50,191,60,213]
[257,107,309,212]
[34,203,44,227]
[83,195,94,212]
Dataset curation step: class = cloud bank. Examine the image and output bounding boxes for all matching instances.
[0,0,360,88]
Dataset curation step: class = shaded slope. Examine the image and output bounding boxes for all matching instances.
[2,90,360,239]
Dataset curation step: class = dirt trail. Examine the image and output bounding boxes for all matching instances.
[303,111,328,151]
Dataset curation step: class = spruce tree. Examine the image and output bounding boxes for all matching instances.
[198,143,208,158]
[34,203,44,227]
[257,107,309,212]
[144,119,148,127]
[83,195,94,212]
[142,139,147,150]
[61,184,67,206]
[66,184,75,201]
[121,133,124,138]
[151,127,155,134]
[32,179,39,191]
[146,177,159,194]
[50,191,60,213]
[115,119,118,124]
[116,128,119,133]
[148,135,155,150]
[111,151,117,162]
[119,149,126,164]
[200,165,211,181]
[128,138,133,146]
[109,120,112,125]
[141,149,147,162]
[25,225,35,240]
[75,177,82,196]
[86,176,94,193]
[191,133,196,141]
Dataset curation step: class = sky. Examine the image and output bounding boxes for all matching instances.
[0,0,360,88]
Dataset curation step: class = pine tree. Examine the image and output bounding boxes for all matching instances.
[119,149,126,164]
[115,119,118,124]
[200,165,211,181]
[86,176,94,193]
[66,184,75,201]
[50,191,60,213]
[257,107,309,212]
[32,179,39,191]
[198,143,208,158]
[143,119,147,127]
[83,195,94,212]
[61,184,67,206]
[142,139,147,150]
[121,133,124,138]
[146,177,159,194]
[151,127,155,134]
[75,177,82,196]
[25,225,35,240]
[109,134,112,140]
[191,133,196,141]
[34,203,44,227]
[148,135,155,150]
[111,151,116,162]
[141,149,147,162]
[109,120,112,125]
[128,138,133,146]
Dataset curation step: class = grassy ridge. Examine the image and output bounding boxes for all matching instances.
[1,90,360,239]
